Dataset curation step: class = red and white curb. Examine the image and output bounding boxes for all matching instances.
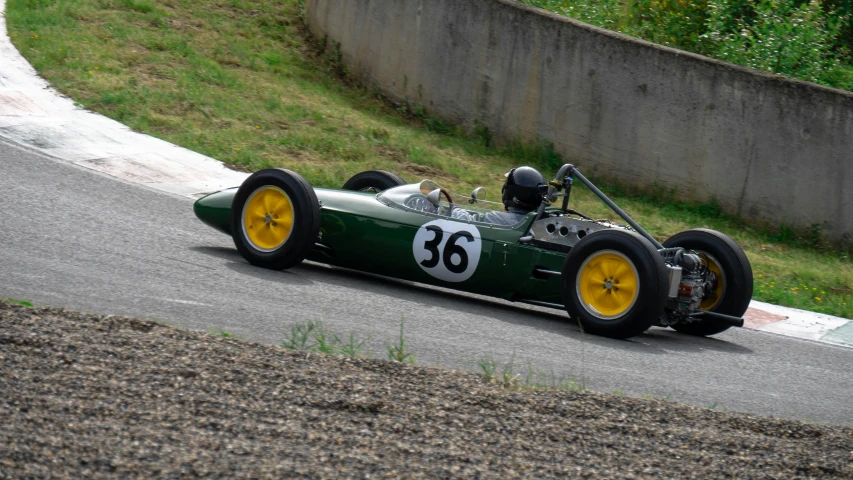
[0,0,248,198]
[1,2,851,348]
[745,300,853,348]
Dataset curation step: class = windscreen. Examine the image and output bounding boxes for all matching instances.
[377,180,530,227]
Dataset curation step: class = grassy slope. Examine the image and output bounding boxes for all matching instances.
[5,0,852,318]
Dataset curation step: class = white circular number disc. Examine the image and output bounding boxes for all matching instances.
[413,219,482,282]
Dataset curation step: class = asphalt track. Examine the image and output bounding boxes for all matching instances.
[1,139,852,426]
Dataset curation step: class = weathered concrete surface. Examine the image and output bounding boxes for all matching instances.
[306,0,853,245]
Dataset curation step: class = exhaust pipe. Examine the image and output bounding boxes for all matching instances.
[689,310,744,328]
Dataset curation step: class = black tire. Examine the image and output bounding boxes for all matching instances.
[342,170,406,192]
[562,230,669,339]
[230,169,321,270]
[662,228,753,336]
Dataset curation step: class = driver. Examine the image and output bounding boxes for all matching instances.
[451,166,546,226]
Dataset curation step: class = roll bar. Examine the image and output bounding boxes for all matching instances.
[534,164,665,250]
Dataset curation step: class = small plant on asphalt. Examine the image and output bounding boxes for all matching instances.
[478,355,587,392]
[281,320,319,351]
[476,353,522,388]
[280,320,370,357]
[481,356,594,392]
[311,323,342,354]
[530,369,585,392]
[498,352,521,387]
[522,360,538,387]
[556,376,586,392]
[4,298,33,307]
[477,356,498,383]
[339,332,371,358]
[208,327,243,340]
[387,317,415,364]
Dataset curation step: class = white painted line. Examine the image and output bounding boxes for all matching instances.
[158,298,213,307]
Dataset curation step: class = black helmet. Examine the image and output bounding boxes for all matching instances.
[502,166,546,211]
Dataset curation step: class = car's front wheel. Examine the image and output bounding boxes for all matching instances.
[562,230,669,339]
[230,168,321,270]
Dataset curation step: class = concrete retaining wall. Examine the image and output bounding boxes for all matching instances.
[306,0,853,244]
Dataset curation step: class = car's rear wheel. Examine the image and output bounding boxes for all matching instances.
[342,170,406,193]
[562,230,668,339]
[231,169,320,270]
[663,228,753,336]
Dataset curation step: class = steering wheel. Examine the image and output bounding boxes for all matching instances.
[438,188,453,207]
[430,188,454,215]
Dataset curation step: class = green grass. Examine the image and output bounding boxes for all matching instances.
[6,0,853,318]
[477,354,588,391]
[387,317,415,364]
[3,298,34,307]
[279,319,589,391]
[280,319,370,357]
[208,327,245,340]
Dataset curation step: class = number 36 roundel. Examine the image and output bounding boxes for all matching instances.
[412,219,482,282]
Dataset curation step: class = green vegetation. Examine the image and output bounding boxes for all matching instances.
[280,320,370,357]
[477,354,587,391]
[279,319,588,390]
[208,327,244,340]
[6,0,852,318]
[4,298,33,307]
[277,318,413,364]
[477,353,522,387]
[520,0,853,91]
[387,317,415,363]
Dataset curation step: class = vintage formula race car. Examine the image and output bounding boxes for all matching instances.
[193,164,753,339]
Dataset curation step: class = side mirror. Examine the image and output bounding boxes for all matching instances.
[469,187,487,204]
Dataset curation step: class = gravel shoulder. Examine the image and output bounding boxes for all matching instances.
[1,300,851,478]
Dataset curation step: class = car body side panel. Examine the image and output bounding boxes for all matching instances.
[311,189,507,298]
[488,241,565,305]
[194,187,566,303]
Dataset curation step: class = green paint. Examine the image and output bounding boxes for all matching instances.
[193,187,237,235]
[194,185,565,305]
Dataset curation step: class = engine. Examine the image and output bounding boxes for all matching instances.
[660,249,717,325]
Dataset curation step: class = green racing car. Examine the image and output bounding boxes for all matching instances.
[193,164,753,339]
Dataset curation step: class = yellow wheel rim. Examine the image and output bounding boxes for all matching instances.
[576,250,639,320]
[698,252,725,310]
[241,186,295,252]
